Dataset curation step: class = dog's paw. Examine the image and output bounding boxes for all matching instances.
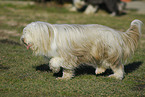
[56,77,71,80]
[50,66,60,73]
[95,68,106,75]
[108,74,124,80]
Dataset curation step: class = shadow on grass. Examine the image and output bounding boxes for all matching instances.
[35,64,63,77]
[0,39,20,46]
[124,61,143,74]
[35,61,143,77]
[74,65,95,76]
[35,64,51,72]
[0,64,10,70]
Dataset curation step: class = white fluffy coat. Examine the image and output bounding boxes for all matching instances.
[20,20,143,80]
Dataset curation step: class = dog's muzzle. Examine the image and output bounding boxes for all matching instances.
[20,36,32,50]
[20,36,26,45]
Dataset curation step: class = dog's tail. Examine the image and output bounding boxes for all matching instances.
[122,19,143,61]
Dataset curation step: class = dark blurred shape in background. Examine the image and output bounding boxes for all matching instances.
[25,0,145,16]
[69,0,126,16]
[35,0,127,16]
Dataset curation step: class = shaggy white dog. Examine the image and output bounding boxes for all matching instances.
[20,20,143,80]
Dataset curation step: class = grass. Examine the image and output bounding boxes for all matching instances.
[0,1,145,97]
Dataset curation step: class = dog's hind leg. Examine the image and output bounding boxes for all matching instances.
[95,60,109,75]
[109,62,125,80]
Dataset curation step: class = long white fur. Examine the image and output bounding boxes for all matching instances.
[131,19,143,36]
[21,20,143,80]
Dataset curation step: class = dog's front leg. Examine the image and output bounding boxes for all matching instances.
[50,57,75,80]
[49,57,63,73]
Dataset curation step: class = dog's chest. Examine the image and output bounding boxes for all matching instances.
[47,42,58,57]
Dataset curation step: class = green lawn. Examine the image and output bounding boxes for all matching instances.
[0,1,145,97]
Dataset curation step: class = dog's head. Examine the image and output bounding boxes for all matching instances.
[20,22,54,55]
